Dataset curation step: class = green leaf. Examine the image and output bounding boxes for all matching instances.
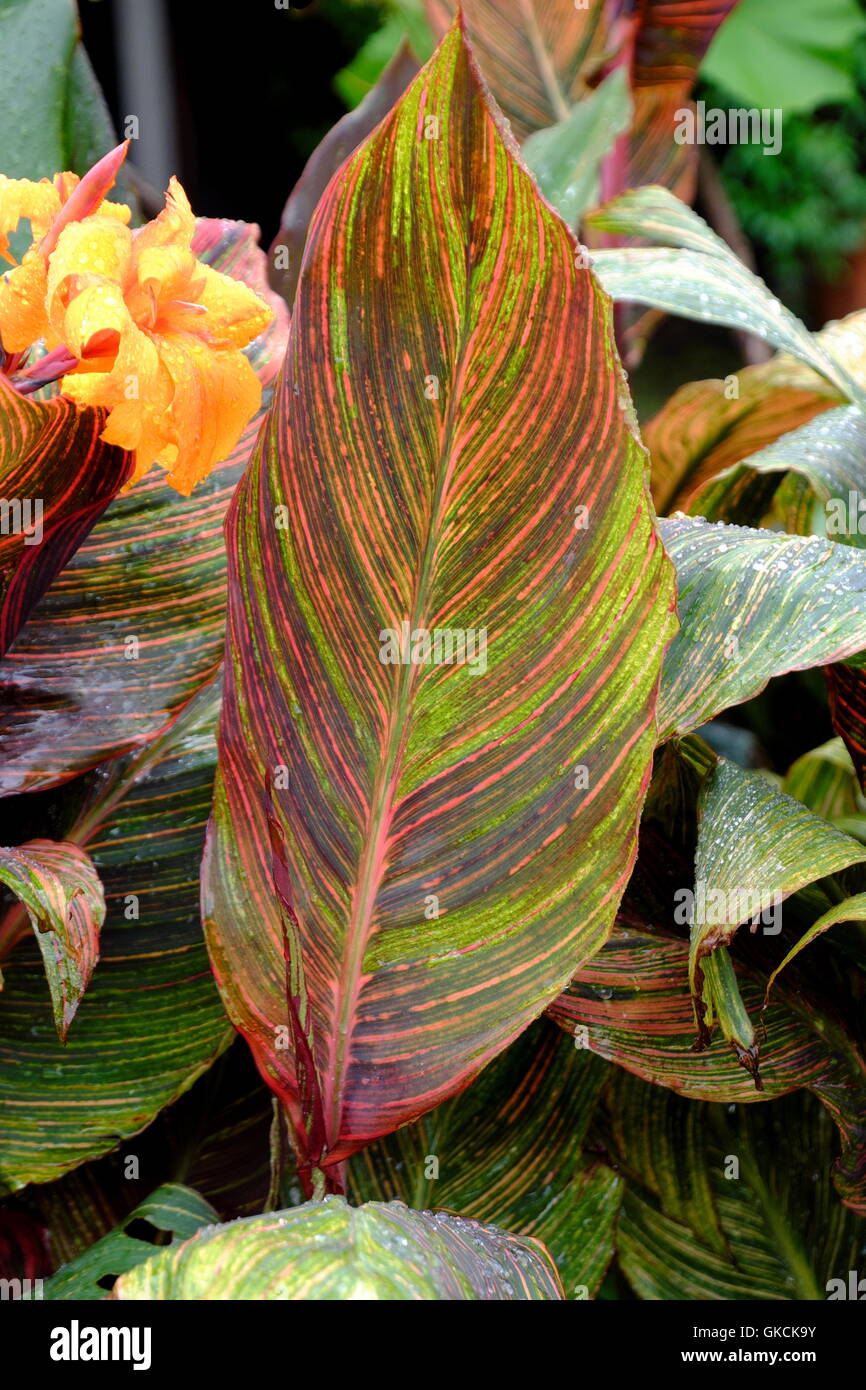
[0,838,104,1040]
[0,220,288,796]
[548,808,866,1214]
[334,0,434,108]
[349,1021,620,1298]
[608,1076,862,1300]
[522,69,632,229]
[0,682,233,1193]
[0,0,134,209]
[110,1195,563,1300]
[701,0,866,115]
[657,516,866,739]
[783,738,866,823]
[589,187,866,407]
[45,1184,218,1300]
[204,21,676,1182]
[690,757,866,1057]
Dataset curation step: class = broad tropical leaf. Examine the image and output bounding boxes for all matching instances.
[111,1195,564,1300]
[657,516,866,740]
[270,42,421,307]
[606,1075,863,1300]
[0,220,288,797]
[45,1184,218,1300]
[589,188,866,407]
[0,682,233,1193]
[522,69,632,229]
[0,376,131,660]
[204,23,676,1184]
[0,838,104,1040]
[349,1021,620,1298]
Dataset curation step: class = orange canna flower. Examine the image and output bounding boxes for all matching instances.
[0,145,275,495]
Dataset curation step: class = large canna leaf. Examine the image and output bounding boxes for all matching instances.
[0,682,233,1193]
[0,377,131,660]
[349,1021,620,1298]
[606,1075,863,1301]
[0,837,104,1040]
[204,21,676,1184]
[111,1195,564,1300]
[657,516,866,740]
[0,221,288,797]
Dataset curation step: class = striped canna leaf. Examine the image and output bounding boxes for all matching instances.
[203,20,676,1187]
[0,838,104,1041]
[0,377,131,660]
[604,1074,863,1301]
[0,220,288,797]
[111,1194,564,1301]
[0,681,233,1194]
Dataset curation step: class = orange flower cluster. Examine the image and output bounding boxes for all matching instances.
[0,145,274,494]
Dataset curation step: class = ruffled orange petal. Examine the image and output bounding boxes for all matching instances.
[143,334,262,494]
[0,251,50,352]
[189,262,274,349]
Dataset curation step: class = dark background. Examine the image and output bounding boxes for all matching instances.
[79,0,381,245]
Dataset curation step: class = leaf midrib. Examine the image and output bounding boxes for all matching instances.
[326,171,478,1148]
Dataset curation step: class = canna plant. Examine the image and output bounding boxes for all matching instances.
[0,0,865,1303]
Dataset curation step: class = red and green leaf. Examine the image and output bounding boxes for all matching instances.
[0,838,104,1041]
[0,377,131,660]
[204,21,676,1185]
[0,221,288,797]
